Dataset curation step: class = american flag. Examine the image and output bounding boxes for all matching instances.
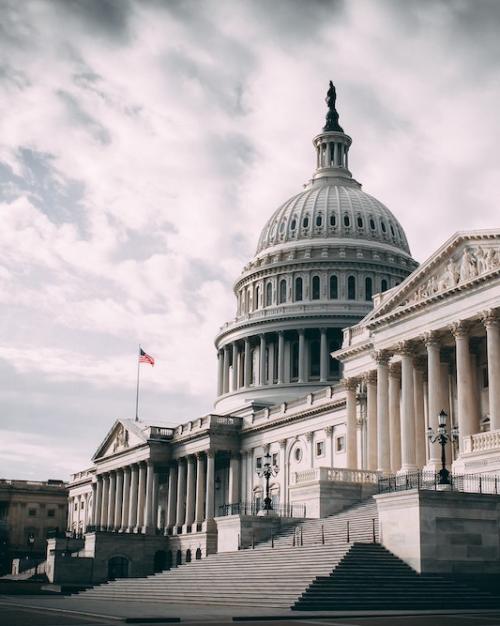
[139,348,155,366]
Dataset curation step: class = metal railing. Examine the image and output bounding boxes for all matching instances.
[378,471,500,495]
[218,501,306,518]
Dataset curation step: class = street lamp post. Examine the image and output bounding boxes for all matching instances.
[427,410,459,485]
[256,451,279,512]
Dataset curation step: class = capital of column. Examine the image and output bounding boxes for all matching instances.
[395,340,416,357]
[324,425,334,436]
[372,349,391,365]
[450,320,470,338]
[279,438,287,450]
[342,377,359,391]
[423,330,440,348]
[388,362,401,378]
[206,450,215,459]
[195,451,205,461]
[363,370,377,384]
[482,309,500,329]
[297,328,305,336]
[305,431,314,442]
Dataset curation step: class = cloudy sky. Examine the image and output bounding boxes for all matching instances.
[0,0,499,480]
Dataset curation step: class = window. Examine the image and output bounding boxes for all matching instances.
[47,509,55,518]
[291,218,296,231]
[279,221,285,233]
[74,502,78,511]
[357,216,363,228]
[28,508,37,517]
[365,277,373,301]
[336,436,346,452]
[348,276,356,300]
[344,214,350,227]
[256,457,262,469]
[390,224,395,236]
[381,279,388,292]
[330,214,336,227]
[316,441,325,457]
[295,277,303,302]
[272,453,278,466]
[329,275,338,299]
[255,286,260,310]
[370,218,376,230]
[279,279,287,304]
[266,282,272,306]
[294,447,303,462]
[80,501,84,510]
[381,220,387,233]
[302,216,309,228]
[315,214,322,227]
[312,275,321,300]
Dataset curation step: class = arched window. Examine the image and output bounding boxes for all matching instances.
[291,218,296,231]
[255,286,260,310]
[315,214,322,227]
[344,214,350,227]
[302,216,309,228]
[266,282,272,307]
[195,548,202,560]
[312,275,321,300]
[390,223,396,237]
[381,220,387,233]
[310,340,321,378]
[295,277,303,302]
[370,218,376,230]
[279,279,287,304]
[365,277,373,301]
[176,550,182,566]
[381,279,388,292]
[330,214,336,227]
[329,275,338,299]
[186,549,192,563]
[357,216,363,228]
[348,276,356,300]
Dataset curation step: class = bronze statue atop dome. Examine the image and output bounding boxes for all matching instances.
[323,81,344,133]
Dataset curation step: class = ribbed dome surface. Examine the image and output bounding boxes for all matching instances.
[256,183,410,255]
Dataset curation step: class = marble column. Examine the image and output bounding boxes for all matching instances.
[388,364,401,473]
[413,358,426,469]
[268,341,275,385]
[320,328,329,383]
[93,478,102,527]
[277,331,285,384]
[375,351,391,474]
[90,482,97,527]
[240,450,247,506]
[205,451,215,522]
[228,452,241,504]
[100,474,109,530]
[217,350,224,396]
[195,453,206,526]
[483,310,500,431]
[175,458,186,529]
[399,344,418,472]
[344,378,358,469]
[424,332,441,470]
[279,440,287,506]
[365,371,377,471]
[136,463,146,531]
[451,321,477,449]
[120,468,130,532]
[223,346,230,395]
[107,472,116,529]
[185,455,196,528]
[128,465,139,532]
[143,462,154,533]
[298,329,305,383]
[259,334,267,385]
[325,426,334,467]
[244,339,251,388]
[166,463,178,531]
[232,342,239,392]
[114,469,123,530]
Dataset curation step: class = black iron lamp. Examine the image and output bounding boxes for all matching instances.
[256,451,279,511]
[427,410,459,485]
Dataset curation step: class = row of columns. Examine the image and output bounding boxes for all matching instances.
[316,139,348,170]
[67,493,88,533]
[344,310,500,474]
[217,328,334,396]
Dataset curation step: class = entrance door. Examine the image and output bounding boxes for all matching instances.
[108,556,129,580]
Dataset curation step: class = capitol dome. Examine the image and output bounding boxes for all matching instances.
[214,82,418,413]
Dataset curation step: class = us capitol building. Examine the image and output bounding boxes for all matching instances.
[50,84,500,586]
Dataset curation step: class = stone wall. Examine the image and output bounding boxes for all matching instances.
[289,479,377,518]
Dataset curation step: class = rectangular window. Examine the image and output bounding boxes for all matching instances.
[316,441,325,457]
[47,509,55,518]
[272,453,278,466]
[256,457,262,469]
[80,501,85,510]
[336,436,346,452]
[28,508,37,517]
[74,502,78,511]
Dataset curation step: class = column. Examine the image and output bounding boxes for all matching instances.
[451,321,477,449]
[306,432,314,468]
[268,341,275,384]
[259,334,267,385]
[93,477,102,528]
[424,332,441,470]
[365,371,377,471]
[298,329,305,383]
[166,463,178,531]
[279,440,287,506]
[128,465,139,532]
[277,331,285,384]
[222,346,230,394]
[228,452,240,504]
[185,455,196,528]
[240,451,247,506]
[205,451,215,522]
[232,342,239,392]
[325,426,334,467]
[107,471,116,529]
[175,458,186,529]
[217,350,224,396]
[388,364,401,473]
[399,343,418,472]
[244,338,251,388]
[320,328,328,383]
[344,378,358,469]
[143,461,154,533]
[483,310,500,431]
[195,453,206,526]
[100,474,109,529]
[375,351,391,474]
[152,471,159,529]
[114,469,123,530]
[120,467,130,532]
[413,358,426,468]
[247,449,254,502]
[135,463,146,531]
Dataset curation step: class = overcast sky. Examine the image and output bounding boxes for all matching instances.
[0,0,499,480]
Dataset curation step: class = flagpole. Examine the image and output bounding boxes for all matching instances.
[135,345,141,422]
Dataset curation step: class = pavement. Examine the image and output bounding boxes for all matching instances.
[2,595,500,626]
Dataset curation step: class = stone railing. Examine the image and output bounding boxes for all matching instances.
[173,413,242,439]
[291,467,381,485]
[147,426,175,439]
[464,430,500,453]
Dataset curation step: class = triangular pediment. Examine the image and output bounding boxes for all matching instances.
[365,229,500,325]
[92,419,147,461]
